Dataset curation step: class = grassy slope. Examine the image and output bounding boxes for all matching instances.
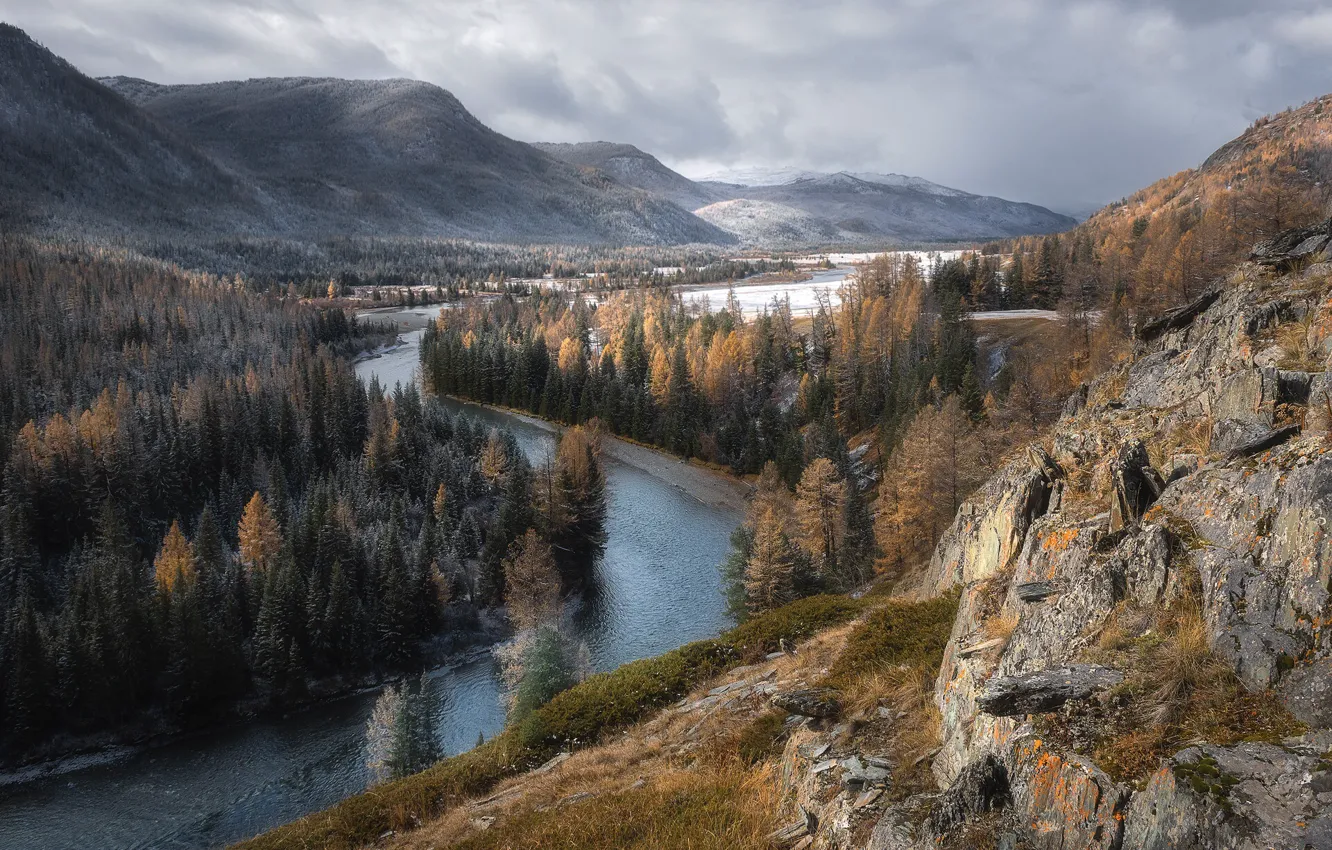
[233,595,866,850]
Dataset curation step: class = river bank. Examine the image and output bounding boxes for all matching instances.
[0,326,747,850]
[440,396,751,513]
[0,610,508,780]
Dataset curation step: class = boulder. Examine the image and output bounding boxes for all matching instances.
[926,754,1010,834]
[977,665,1123,717]
[1136,288,1222,342]
[772,688,841,719]
[1109,439,1163,531]
[1121,741,1332,850]
[926,451,1057,593]
[1005,733,1128,850]
[1224,423,1299,460]
[1250,216,1332,271]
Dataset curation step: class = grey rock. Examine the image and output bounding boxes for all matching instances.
[1136,288,1223,342]
[1122,742,1332,850]
[1224,423,1299,460]
[927,755,1010,834]
[772,688,841,719]
[1162,453,1202,485]
[1250,216,1332,271]
[1015,580,1058,603]
[1005,733,1128,850]
[1110,439,1164,531]
[977,665,1123,716]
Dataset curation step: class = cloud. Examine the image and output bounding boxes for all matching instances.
[3,0,1330,209]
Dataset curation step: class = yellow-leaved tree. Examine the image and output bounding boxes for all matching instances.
[794,457,848,578]
[154,520,195,592]
[745,506,795,614]
[238,491,282,575]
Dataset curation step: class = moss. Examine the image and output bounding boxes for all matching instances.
[1173,754,1238,813]
[232,593,866,850]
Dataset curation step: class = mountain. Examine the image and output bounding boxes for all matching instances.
[532,141,722,210]
[0,24,730,244]
[692,198,842,245]
[697,165,965,197]
[0,23,267,234]
[692,164,827,187]
[533,148,1074,246]
[730,172,1075,245]
[690,169,1075,246]
[101,76,731,244]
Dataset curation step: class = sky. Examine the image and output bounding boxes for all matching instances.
[5,0,1332,213]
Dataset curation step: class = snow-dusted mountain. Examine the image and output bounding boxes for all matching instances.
[1,21,1071,248]
[0,24,729,244]
[695,166,965,198]
[540,149,1074,246]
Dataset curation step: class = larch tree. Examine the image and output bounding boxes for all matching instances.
[875,395,986,576]
[153,520,195,592]
[479,429,510,488]
[745,506,795,614]
[793,457,847,579]
[503,529,561,631]
[238,492,282,576]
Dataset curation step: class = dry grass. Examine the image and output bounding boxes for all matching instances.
[821,595,958,799]
[1157,416,1214,463]
[1276,312,1322,370]
[1087,365,1130,408]
[443,764,781,850]
[389,614,866,850]
[1080,599,1305,783]
[982,612,1020,650]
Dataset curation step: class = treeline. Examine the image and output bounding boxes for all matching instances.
[126,237,748,293]
[419,252,1085,607]
[0,239,603,762]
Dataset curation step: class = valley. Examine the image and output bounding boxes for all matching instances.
[3,10,1332,850]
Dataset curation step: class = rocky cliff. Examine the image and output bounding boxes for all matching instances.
[862,220,1332,849]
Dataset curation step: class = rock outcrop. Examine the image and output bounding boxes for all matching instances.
[884,223,1332,848]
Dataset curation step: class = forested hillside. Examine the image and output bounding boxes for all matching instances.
[0,239,603,764]
[993,94,1332,320]
[421,251,1104,610]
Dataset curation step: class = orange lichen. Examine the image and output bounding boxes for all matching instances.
[1042,528,1081,553]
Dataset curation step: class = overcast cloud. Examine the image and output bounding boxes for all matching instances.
[4,0,1332,211]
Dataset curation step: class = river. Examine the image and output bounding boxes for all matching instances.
[0,311,745,850]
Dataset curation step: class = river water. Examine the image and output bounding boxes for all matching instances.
[0,314,744,850]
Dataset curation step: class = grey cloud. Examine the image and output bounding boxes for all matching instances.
[3,0,1332,209]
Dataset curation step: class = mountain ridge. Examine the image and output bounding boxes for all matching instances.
[0,23,730,245]
[538,140,1076,246]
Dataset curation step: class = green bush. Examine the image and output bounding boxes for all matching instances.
[233,593,867,850]
[826,593,959,685]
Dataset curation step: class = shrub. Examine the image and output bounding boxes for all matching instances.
[826,593,958,685]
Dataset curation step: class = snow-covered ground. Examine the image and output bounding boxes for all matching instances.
[679,267,851,316]
[792,249,968,266]
[967,309,1061,322]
